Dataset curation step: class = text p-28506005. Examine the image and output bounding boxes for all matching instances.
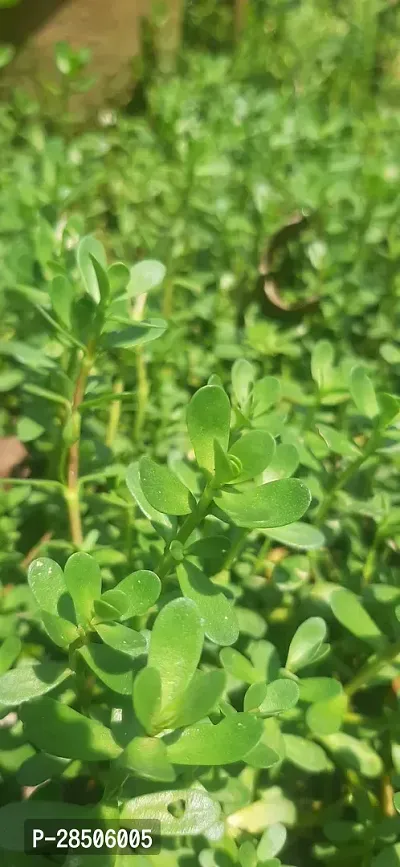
[25,820,160,855]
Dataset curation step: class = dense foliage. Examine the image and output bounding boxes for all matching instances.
[1,2,400,866]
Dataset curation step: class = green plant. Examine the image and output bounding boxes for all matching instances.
[0,354,313,863]
[1,3,400,865]
[2,337,400,865]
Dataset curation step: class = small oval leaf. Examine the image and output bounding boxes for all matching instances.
[0,662,70,707]
[127,260,166,298]
[286,617,327,673]
[216,479,311,529]
[139,456,192,516]
[121,788,221,836]
[330,588,383,648]
[148,598,203,709]
[20,697,121,761]
[28,557,66,617]
[166,714,263,765]
[228,430,275,483]
[117,570,161,618]
[64,552,102,626]
[187,385,231,474]
[177,561,239,646]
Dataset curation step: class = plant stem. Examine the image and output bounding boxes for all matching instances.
[125,505,134,567]
[345,638,400,697]
[363,519,386,586]
[235,0,248,38]
[134,348,149,445]
[65,343,95,547]
[223,527,249,570]
[132,292,149,446]
[254,536,272,574]
[106,378,124,448]
[157,481,216,580]
[22,531,53,568]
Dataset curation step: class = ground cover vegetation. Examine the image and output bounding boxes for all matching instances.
[1,1,400,865]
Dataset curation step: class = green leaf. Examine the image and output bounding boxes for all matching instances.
[64,552,102,626]
[283,734,331,773]
[171,670,226,728]
[299,678,342,703]
[166,714,263,765]
[0,370,23,392]
[0,44,15,69]
[148,598,203,709]
[317,423,360,458]
[116,569,161,618]
[139,456,192,515]
[187,385,231,474]
[0,340,55,370]
[93,598,126,622]
[394,792,400,814]
[378,393,400,429]
[121,787,221,836]
[321,732,383,778]
[239,841,257,867]
[228,430,275,483]
[133,667,162,734]
[17,752,69,786]
[252,377,281,416]
[213,438,238,485]
[262,443,299,482]
[187,535,230,573]
[330,588,383,647]
[263,522,325,550]
[90,253,110,306]
[244,682,269,712]
[306,693,348,735]
[16,417,45,443]
[286,617,327,673]
[311,340,334,390]
[215,479,311,529]
[77,235,107,304]
[236,607,266,639]
[257,678,300,716]
[245,723,281,769]
[118,736,175,782]
[20,697,120,761]
[79,643,134,695]
[0,801,105,852]
[372,845,400,867]
[232,358,256,409]
[219,648,259,684]
[350,365,379,418]
[97,588,129,617]
[0,636,21,675]
[257,822,287,860]
[102,319,167,349]
[55,40,74,75]
[0,662,70,707]
[95,622,146,657]
[177,561,239,646]
[126,461,175,539]
[23,382,69,407]
[40,611,80,649]
[127,260,166,298]
[49,274,74,328]
[108,261,130,293]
